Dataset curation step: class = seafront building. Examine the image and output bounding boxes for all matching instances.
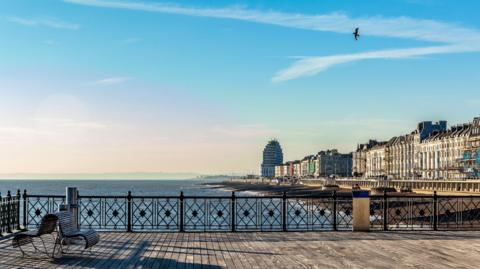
[270,116,480,180]
[365,142,387,178]
[261,140,283,178]
[352,140,380,177]
[275,149,352,180]
[357,117,480,180]
[315,150,352,177]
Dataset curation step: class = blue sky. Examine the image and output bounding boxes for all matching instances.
[1,0,480,175]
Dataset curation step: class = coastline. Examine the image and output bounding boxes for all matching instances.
[204,180,352,196]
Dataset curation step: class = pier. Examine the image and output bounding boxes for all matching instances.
[1,231,480,268]
[2,188,480,268]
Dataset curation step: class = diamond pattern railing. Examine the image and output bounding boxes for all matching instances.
[14,190,480,233]
[26,195,65,229]
[78,197,128,230]
[437,197,480,230]
[369,197,384,230]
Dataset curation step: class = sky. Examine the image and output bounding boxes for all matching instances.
[1,0,480,177]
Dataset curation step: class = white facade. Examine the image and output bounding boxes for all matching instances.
[365,144,386,178]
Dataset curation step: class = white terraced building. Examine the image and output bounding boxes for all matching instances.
[361,117,480,180]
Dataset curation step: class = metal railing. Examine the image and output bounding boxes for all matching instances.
[23,191,353,232]
[369,192,480,230]
[1,189,478,233]
[0,191,21,236]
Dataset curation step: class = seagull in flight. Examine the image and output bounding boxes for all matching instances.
[353,27,360,41]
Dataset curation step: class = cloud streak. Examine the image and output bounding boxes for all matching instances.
[7,16,80,30]
[94,77,131,85]
[63,0,480,81]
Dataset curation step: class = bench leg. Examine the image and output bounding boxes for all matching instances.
[51,234,63,258]
[18,245,26,257]
[39,237,49,257]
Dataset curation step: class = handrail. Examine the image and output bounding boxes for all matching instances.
[17,189,480,233]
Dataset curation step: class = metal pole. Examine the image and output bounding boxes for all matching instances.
[127,191,132,232]
[433,191,438,231]
[179,191,184,232]
[7,191,12,233]
[383,190,388,231]
[231,192,236,232]
[16,190,21,231]
[22,190,27,230]
[282,192,287,232]
[333,190,337,231]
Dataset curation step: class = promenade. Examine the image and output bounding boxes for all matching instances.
[1,231,479,269]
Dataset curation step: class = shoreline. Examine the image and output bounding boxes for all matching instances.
[204,181,352,196]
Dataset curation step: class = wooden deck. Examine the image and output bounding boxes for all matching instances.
[1,231,480,268]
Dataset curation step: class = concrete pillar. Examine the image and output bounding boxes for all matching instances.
[352,190,370,232]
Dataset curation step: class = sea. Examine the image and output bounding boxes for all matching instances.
[0,178,233,197]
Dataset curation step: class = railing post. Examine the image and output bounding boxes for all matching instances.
[16,190,21,231]
[231,192,236,232]
[333,190,337,231]
[282,192,287,232]
[0,191,3,237]
[127,191,132,232]
[76,189,80,229]
[22,190,27,230]
[383,190,388,231]
[179,191,184,232]
[433,191,438,231]
[7,191,12,233]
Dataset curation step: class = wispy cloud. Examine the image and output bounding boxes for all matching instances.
[272,44,474,82]
[121,37,141,44]
[94,77,131,85]
[7,16,80,30]
[63,0,480,81]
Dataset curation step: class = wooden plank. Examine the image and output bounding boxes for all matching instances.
[1,231,480,268]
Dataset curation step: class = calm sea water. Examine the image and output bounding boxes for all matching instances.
[0,178,231,197]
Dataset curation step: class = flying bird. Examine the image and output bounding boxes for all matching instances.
[353,27,360,41]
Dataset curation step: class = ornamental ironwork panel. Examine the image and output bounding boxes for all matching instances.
[336,197,353,230]
[235,198,259,230]
[184,198,231,231]
[387,197,433,230]
[459,197,480,229]
[260,198,282,231]
[132,198,155,230]
[310,198,334,230]
[78,197,127,230]
[437,197,459,229]
[26,196,65,229]
[156,198,179,231]
[286,198,309,230]
[130,197,180,231]
[287,197,338,231]
[438,197,480,230]
[235,198,283,231]
[184,198,206,231]
[370,197,384,230]
[336,198,353,230]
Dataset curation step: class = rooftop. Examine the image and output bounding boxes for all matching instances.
[1,231,479,268]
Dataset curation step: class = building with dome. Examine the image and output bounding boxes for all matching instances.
[261,140,284,178]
